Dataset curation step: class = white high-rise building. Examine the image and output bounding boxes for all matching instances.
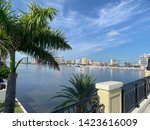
[110,59,119,66]
[139,54,150,68]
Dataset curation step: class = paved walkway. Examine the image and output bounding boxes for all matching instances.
[143,102,150,113]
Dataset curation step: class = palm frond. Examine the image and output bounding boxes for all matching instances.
[53,99,77,110]
[21,2,58,33]
[32,28,71,50]
[51,74,96,110]
[18,43,59,69]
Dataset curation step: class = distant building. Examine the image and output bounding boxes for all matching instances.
[124,62,132,67]
[88,60,93,65]
[75,59,81,65]
[139,54,150,68]
[92,61,100,66]
[81,58,89,65]
[32,58,38,64]
[71,60,75,64]
[55,57,65,64]
[65,60,71,64]
[110,59,119,66]
[21,57,28,64]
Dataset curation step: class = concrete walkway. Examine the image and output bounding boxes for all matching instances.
[143,102,150,113]
[132,94,150,113]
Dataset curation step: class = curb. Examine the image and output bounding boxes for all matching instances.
[15,98,28,113]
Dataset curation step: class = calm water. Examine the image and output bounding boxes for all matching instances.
[16,64,144,113]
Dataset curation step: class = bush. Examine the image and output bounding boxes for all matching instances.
[0,62,10,80]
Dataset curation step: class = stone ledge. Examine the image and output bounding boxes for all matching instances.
[96,81,123,91]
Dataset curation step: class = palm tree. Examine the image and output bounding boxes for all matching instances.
[0,0,71,112]
[52,74,96,112]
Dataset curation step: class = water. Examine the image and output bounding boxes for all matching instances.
[16,64,144,113]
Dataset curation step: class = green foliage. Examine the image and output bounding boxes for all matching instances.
[14,101,24,113]
[0,62,10,78]
[0,101,24,113]
[52,74,96,111]
[0,1,71,71]
[0,0,71,113]
[0,103,5,112]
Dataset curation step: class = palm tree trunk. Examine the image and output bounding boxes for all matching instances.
[10,50,16,73]
[4,73,16,113]
[4,51,16,113]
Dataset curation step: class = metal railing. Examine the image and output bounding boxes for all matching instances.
[52,95,104,113]
[122,76,150,113]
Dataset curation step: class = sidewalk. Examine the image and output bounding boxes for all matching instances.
[143,103,150,113]
[131,94,150,113]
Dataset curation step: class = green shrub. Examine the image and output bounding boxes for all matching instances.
[0,62,10,79]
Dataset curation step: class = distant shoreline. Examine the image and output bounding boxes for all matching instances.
[17,63,144,71]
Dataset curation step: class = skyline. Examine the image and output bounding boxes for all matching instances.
[12,0,150,63]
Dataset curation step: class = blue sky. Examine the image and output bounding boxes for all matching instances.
[12,0,150,63]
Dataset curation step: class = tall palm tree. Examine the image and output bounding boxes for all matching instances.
[52,74,96,112]
[0,0,71,112]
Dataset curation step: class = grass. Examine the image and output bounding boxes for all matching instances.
[0,101,24,113]
[14,101,24,113]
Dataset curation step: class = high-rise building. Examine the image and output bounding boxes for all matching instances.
[81,58,89,65]
[139,54,150,68]
[110,59,119,66]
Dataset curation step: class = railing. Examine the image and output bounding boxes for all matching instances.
[122,76,150,113]
[52,95,104,113]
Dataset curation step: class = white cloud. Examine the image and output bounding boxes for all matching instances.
[45,0,146,44]
[96,48,103,52]
[58,37,129,59]
[118,26,132,32]
[107,30,120,38]
[41,0,66,11]
[39,0,147,59]
[15,0,147,59]
[107,38,115,42]
[88,0,145,28]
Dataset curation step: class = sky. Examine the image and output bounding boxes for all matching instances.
[11,0,150,63]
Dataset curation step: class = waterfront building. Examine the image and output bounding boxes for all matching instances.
[71,60,75,64]
[124,62,132,67]
[55,57,65,64]
[65,60,71,64]
[88,60,93,65]
[139,54,150,68]
[21,57,28,64]
[32,58,38,64]
[75,59,81,65]
[92,61,101,66]
[110,59,119,66]
[81,58,89,65]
